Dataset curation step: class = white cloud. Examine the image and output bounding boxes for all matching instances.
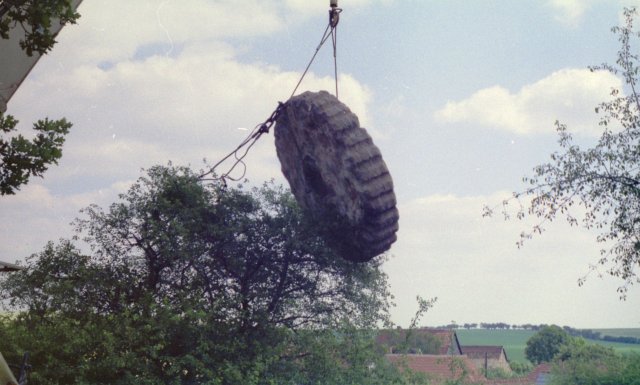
[61,0,286,65]
[0,181,129,259]
[434,68,621,136]
[384,191,640,328]
[16,44,372,174]
[8,0,373,187]
[547,0,593,27]
[1,0,374,265]
[547,0,640,27]
[62,0,394,66]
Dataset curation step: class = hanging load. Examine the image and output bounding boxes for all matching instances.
[201,2,399,263]
[274,90,399,262]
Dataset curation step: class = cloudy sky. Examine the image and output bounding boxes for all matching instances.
[2,0,640,328]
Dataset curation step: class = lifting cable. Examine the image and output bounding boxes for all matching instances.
[290,1,342,100]
[199,1,343,184]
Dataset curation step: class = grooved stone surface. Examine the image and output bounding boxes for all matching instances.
[274,90,399,262]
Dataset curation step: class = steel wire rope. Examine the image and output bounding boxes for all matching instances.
[199,104,283,184]
[330,7,341,99]
[200,6,342,185]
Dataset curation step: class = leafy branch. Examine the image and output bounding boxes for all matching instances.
[485,7,640,298]
[0,113,71,195]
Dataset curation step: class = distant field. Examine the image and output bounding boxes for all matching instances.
[456,329,640,364]
[456,329,534,363]
[593,328,640,339]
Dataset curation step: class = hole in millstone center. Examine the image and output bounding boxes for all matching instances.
[302,155,331,198]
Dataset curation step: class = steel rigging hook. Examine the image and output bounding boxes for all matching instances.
[330,0,342,28]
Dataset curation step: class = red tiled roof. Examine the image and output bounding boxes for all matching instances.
[462,345,507,361]
[527,363,551,381]
[386,354,484,383]
[377,328,463,355]
[387,355,552,385]
[428,329,460,355]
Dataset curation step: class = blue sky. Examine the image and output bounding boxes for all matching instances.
[2,0,640,328]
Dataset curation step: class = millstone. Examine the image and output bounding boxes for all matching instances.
[274,90,399,262]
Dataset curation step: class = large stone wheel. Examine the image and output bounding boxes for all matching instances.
[274,90,398,262]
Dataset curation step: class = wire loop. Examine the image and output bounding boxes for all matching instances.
[199,103,285,185]
[330,7,342,28]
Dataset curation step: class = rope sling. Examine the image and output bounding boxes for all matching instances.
[200,2,342,183]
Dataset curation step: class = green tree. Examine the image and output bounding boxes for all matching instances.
[0,114,71,195]
[525,325,571,364]
[551,340,640,385]
[0,0,80,56]
[0,165,423,385]
[383,296,440,355]
[485,7,640,296]
[509,361,533,376]
[1,1,78,195]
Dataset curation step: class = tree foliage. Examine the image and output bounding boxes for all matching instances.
[1,1,77,195]
[0,113,71,195]
[509,361,533,376]
[551,340,640,385]
[485,7,640,296]
[0,165,420,385]
[380,325,443,356]
[525,325,571,364]
[0,0,80,56]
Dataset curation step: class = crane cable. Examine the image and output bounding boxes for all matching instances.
[200,2,343,184]
[290,3,342,100]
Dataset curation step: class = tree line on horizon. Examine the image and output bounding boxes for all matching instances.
[430,323,640,345]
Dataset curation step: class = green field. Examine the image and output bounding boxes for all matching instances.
[593,328,640,339]
[455,329,640,364]
[456,329,535,363]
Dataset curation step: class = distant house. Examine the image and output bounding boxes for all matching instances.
[380,330,482,384]
[528,363,552,385]
[462,345,511,372]
[379,328,553,385]
[376,328,463,355]
[386,354,484,384]
[430,329,463,355]
[387,355,552,385]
